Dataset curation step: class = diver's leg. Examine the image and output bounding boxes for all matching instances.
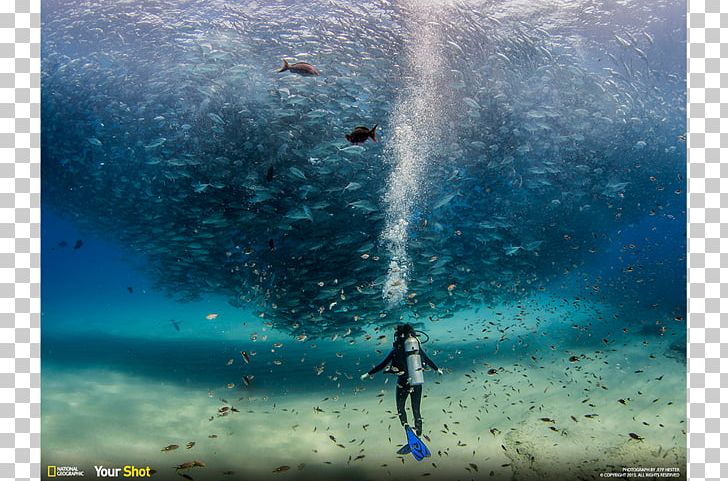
[411,385,423,435]
[395,383,413,454]
[395,383,409,426]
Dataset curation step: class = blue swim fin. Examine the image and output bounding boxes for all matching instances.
[405,425,431,461]
[396,444,411,455]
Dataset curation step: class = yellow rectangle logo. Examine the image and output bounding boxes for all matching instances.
[47,466,57,477]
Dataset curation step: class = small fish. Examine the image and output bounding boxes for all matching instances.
[207,113,224,125]
[278,59,319,76]
[144,137,166,149]
[127,286,133,294]
[343,182,362,192]
[241,351,250,363]
[339,145,366,155]
[175,460,206,470]
[73,239,83,250]
[463,97,480,110]
[288,166,307,180]
[205,313,218,320]
[628,433,644,441]
[186,442,195,449]
[193,183,210,193]
[272,465,290,473]
[434,193,458,210]
[346,125,378,144]
[161,444,179,452]
[347,200,377,213]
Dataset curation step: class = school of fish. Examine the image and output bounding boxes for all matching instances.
[42,0,685,339]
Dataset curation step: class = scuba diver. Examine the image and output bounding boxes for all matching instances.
[360,324,442,439]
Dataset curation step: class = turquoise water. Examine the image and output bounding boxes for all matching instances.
[42,0,686,479]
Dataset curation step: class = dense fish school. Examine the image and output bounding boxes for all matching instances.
[42,0,685,339]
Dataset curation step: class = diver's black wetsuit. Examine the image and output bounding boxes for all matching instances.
[367,340,439,435]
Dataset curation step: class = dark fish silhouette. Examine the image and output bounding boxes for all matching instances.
[73,239,83,250]
[265,166,275,182]
[346,124,377,144]
[176,460,206,471]
[127,286,133,294]
[170,319,181,331]
[277,59,319,76]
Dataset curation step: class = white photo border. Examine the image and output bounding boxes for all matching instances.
[1,0,716,480]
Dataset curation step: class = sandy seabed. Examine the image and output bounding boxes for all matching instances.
[42,320,686,481]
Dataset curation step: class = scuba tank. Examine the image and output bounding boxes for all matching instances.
[403,334,425,385]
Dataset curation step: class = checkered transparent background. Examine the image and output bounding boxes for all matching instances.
[687,1,727,480]
[2,0,39,480]
[0,0,719,480]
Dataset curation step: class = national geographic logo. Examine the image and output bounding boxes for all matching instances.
[94,466,154,478]
[47,465,85,477]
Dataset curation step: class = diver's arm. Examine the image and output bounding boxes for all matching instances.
[367,350,394,376]
[420,349,439,371]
